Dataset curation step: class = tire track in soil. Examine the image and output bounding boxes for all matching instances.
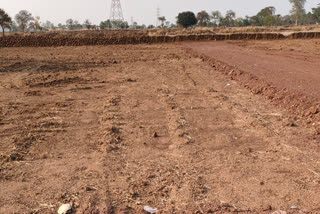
[97,45,320,213]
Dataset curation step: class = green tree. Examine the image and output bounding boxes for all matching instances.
[84,19,92,29]
[0,8,12,36]
[15,10,33,32]
[197,10,210,27]
[280,15,294,25]
[211,10,222,26]
[100,20,112,30]
[177,11,197,28]
[263,15,277,26]
[289,0,306,25]
[158,16,166,28]
[42,20,54,31]
[234,18,245,27]
[66,19,74,30]
[225,10,236,26]
[28,21,36,32]
[33,16,41,31]
[312,4,320,23]
[120,21,129,29]
[257,6,276,25]
[73,20,82,30]
[243,16,251,26]
[11,21,19,32]
[100,21,106,30]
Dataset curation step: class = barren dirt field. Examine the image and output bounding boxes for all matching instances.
[0,42,320,213]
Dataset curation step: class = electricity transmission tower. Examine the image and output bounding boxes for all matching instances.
[109,0,124,29]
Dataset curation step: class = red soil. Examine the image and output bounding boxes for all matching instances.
[182,40,320,134]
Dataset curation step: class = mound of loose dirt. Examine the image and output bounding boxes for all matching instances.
[2,30,320,47]
[0,32,287,47]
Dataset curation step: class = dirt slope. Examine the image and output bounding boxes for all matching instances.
[0,44,320,213]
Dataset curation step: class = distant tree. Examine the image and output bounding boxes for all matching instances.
[280,15,294,25]
[66,19,74,30]
[303,12,316,24]
[109,20,127,29]
[211,10,222,26]
[84,19,92,29]
[275,14,282,25]
[258,6,276,17]
[34,16,42,31]
[177,11,197,28]
[147,24,155,29]
[158,16,166,28]
[263,15,277,26]
[234,18,245,27]
[28,21,36,32]
[106,20,112,29]
[120,21,129,29]
[100,21,106,30]
[289,0,306,25]
[140,24,146,29]
[249,16,260,26]
[42,20,54,30]
[15,10,33,32]
[73,20,82,29]
[100,20,112,30]
[312,4,320,23]
[197,10,210,27]
[256,6,276,25]
[28,16,42,32]
[243,15,251,26]
[0,9,12,36]
[132,21,138,29]
[11,21,19,32]
[135,23,146,29]
[225,10,236,26]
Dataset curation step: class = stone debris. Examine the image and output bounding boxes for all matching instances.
[58,204,72,214]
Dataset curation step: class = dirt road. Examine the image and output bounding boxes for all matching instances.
[0,44,320,213]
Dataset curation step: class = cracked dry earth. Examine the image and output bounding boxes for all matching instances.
[0,44,320,213]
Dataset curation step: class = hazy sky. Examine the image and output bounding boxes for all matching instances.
[2,0,320,26]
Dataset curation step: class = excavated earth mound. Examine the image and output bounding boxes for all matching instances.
[0,32,293,47]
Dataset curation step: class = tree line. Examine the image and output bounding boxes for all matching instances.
[0,9,100,34]
[179,0,320,28]
[0,0,320,36]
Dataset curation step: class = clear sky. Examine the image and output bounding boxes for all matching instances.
[2,0,320,26]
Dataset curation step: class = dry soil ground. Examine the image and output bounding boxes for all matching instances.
[0,42,320,213]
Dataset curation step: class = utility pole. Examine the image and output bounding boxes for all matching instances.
[109,0,124,29]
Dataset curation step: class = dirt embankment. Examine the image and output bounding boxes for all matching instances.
[1,32,320,47]
[5,32,320,47]
[288,32,320,39]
